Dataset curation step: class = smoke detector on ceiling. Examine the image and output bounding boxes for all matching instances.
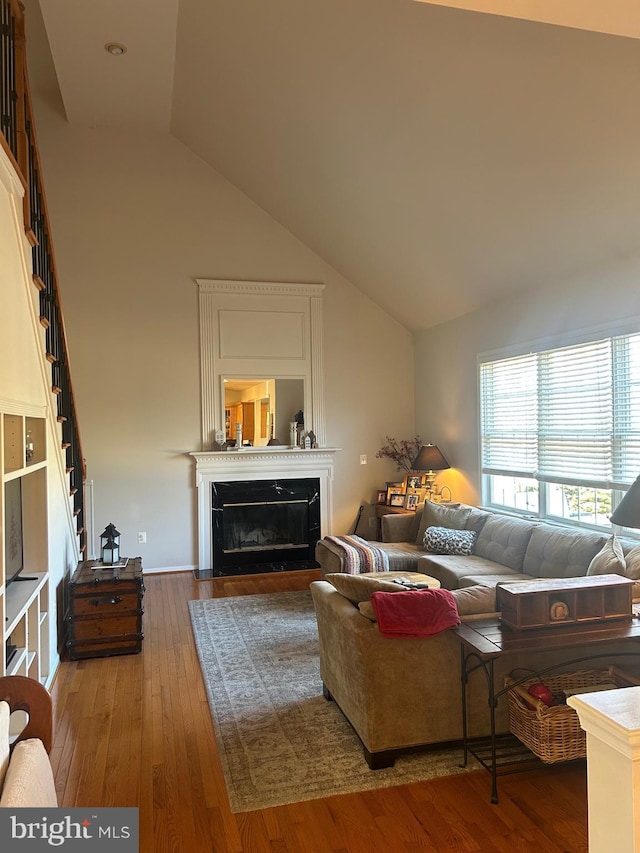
[104,43,127,56]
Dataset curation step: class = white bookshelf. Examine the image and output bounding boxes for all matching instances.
[1,411,50,683]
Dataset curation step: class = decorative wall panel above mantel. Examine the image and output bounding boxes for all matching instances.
[197,279,326,450]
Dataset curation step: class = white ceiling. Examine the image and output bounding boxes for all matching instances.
[27,1,640,331]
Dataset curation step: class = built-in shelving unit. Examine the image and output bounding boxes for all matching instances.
[1,410,49,683]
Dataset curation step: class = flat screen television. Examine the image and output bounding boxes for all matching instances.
[4,478,24,586]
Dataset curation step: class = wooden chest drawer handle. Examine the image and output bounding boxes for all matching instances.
[90,595,123,607]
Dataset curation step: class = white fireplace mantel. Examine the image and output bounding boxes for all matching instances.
[190,448,339,572]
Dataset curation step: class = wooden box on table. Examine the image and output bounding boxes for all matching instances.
[496,574,633,632]
[66,557,144,659]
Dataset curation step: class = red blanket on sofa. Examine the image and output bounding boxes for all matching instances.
[370,588,460,639]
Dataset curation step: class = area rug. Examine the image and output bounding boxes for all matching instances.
[188,590,478,812]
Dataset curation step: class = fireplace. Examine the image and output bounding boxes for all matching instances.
[190,447,338,578]
[212,478,320,576]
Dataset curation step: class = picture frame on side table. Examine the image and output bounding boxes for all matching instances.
[405,493,420,511]
[405,474,424,490]
[405,487,426,509]
[389,492,406,508]
[375,489,387,505]
[386,484,404,504]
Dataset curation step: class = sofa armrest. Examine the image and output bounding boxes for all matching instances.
[0,739,57,807]
[381,512,417,543]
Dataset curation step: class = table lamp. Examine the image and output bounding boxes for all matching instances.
[610,475,640,529]
[411,443,450,500]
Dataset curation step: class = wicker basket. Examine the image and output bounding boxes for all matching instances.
[505,666,640,764]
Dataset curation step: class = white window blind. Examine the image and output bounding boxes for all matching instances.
[480,332,640,490]
[480,354,537,477]
[613,333,640,483]
[537,340,612,486]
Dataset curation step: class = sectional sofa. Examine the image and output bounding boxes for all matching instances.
[316,500,640,589]
[311,501,640,768]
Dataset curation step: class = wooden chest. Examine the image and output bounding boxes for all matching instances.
[496,574,633,631]
[67,558,144,659]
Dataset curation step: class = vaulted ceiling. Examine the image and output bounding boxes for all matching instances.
[26,0,640,331]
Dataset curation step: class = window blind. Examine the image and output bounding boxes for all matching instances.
[480,353,537,476]
[480,332,640,490]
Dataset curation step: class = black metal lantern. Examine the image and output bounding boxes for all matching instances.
[100,523,121,565]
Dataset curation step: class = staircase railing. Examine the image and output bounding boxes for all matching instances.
[1,0,86,555]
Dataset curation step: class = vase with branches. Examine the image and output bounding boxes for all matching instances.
[376,436,422,473]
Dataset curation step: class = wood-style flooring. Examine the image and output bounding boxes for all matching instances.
[49,569,589,852]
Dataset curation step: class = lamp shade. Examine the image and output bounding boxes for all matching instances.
[411,444,450,473]
[610,475,640,529]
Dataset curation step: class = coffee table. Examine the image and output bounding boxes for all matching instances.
[455,615,640,803]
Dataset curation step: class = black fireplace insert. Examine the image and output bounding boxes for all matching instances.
[211,478,321,576]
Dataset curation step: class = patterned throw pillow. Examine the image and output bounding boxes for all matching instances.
[423,526,477,556]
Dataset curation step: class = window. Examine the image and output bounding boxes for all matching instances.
[480,332,640,531]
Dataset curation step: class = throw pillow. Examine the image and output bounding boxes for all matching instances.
[325,572,405,604]
[586,535,626,576]
[358,600,377,621]
[415,500,471,545]
[623,545,640,581]
[423,526,477,556]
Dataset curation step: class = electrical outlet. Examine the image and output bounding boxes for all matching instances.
[360,454,367,465]
[137,531,147,544]
[368,517,376,530]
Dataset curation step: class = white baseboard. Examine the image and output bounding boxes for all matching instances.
[141,565,196,575]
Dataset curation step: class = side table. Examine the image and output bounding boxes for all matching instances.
[455,615,640,803]
[67,557,145,660]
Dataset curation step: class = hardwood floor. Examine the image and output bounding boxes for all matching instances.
[49,569,589,852]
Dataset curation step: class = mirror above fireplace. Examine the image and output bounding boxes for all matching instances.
[223,377,304,446]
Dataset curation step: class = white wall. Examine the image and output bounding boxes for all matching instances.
[30,101,414,569]
[414,259,640,505]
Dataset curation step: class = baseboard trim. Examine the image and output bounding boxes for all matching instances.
[141,565,195,575]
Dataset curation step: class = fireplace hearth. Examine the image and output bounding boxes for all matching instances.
[211,478,321,576]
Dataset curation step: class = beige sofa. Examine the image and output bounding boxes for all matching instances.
[312,502,640,768]
[0,675,57,807]
[311,575,640,769]
[316,500,640,589]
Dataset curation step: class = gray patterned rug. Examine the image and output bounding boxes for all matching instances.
[188,590,477,812]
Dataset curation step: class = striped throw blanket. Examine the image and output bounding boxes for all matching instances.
[323,535,390,574]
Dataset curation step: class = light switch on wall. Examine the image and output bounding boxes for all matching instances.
[360,454,367,465]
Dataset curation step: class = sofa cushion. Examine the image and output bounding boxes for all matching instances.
[458,572,534,588]
[0,700,9,789]
[474,515,536,571]
[621,543,640,580]
[423,526,477,556]
[0,738,57,807]
[452,584,497,615]
[465,506,492,534]
[415,501,470,545]
[416,552,523,589]
[587,535,626,576]
[325,572,403,604]
[377,542,424,572]
[524,526,606,578]
[325,571,438,604]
